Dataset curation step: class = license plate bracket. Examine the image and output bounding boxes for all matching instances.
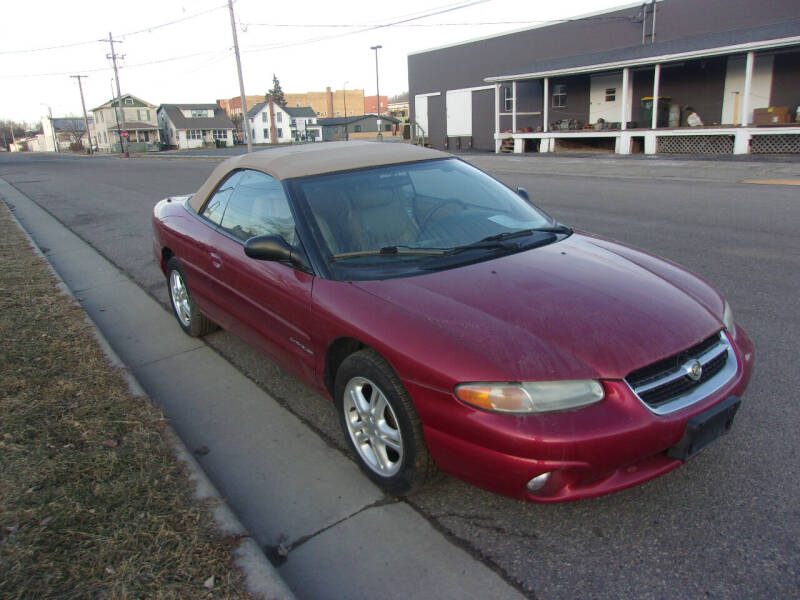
[668,396,741,462]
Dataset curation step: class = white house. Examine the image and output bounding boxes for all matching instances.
[247,102,322,144]
[158,104,235,149]
[40,116,94,152]
[91,94,160,153]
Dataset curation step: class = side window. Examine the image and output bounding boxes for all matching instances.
[201,170,244,225]
[220,170,296,243]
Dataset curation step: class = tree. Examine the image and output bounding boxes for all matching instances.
[266,74,286,107]
[388,92,408,103]
[60,117,87,152]
[0,119,29,149]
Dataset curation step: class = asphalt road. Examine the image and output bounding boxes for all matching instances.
[2,151,798,599]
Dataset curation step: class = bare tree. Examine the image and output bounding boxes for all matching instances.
[60,117,87,152]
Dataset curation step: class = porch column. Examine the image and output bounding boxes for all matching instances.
[494,83,501,153]
[651,63,661,129]
[621,67,630,130]
[741,51,755,126]
[543,77,549,133]
[512,80,517,133]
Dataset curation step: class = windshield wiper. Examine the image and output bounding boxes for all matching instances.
[534,223,573,234]
[330,246,447,261]
[447,227,564,255]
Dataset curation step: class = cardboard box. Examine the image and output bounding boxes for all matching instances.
[753,106,792,125]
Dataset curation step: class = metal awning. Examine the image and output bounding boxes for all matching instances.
[485,31,800,82]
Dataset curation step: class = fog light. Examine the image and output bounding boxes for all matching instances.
[526,472,551,493]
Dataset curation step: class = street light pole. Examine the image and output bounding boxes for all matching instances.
[370,45,383,141]
[343,81,349,141]
[41,104,59,153]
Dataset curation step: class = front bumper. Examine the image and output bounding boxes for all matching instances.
[407,326,755,502]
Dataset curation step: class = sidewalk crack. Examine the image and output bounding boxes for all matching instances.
[265,495,397,566]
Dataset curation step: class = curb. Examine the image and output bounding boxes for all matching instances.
[5,202,296,600]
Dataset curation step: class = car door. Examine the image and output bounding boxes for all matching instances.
[184,170,246,329]
[214,170,316,382]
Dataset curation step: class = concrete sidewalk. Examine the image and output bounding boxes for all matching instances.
[1,178,525,599]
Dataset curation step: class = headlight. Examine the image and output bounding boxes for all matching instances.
[722,300,735,334]
[456,380,604,414]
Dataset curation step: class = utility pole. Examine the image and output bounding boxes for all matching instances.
[370,45,383,141]
[228,0,252,153]
[101,32,128,157]
[70,75,93,155]
[343,81,349,141]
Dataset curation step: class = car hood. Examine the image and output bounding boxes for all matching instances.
[353,233,724,381]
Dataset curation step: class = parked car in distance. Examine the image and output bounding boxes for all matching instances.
[152,141,754,502]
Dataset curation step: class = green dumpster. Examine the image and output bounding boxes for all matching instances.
[641,97,671,128]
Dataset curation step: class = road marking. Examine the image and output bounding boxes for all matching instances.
[740,179,800,186]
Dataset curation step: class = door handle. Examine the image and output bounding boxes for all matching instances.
[209,252,223,269]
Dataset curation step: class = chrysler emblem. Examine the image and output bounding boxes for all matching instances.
[687,360,703,382]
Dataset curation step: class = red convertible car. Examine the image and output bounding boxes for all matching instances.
[152,142,754,502]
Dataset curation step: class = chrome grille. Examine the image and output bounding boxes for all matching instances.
[625,331,738,415]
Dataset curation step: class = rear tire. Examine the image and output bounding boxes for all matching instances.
[335,348,437,494]
[166,256,217,337]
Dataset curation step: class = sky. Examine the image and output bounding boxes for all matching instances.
[1,0,627,125]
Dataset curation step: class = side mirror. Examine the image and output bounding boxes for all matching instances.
[244,234,293,262]
[516,186,531,203]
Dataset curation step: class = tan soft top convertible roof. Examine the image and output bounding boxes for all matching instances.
[187,141,451,212]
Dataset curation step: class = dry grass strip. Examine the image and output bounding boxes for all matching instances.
[0,201,258,600]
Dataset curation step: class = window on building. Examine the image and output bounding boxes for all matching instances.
[335,111,341,116]
[137,109,150,120]
[504,87,513,112]
[277,128,283,138]
[190,109,209,118]
[124,98,133,105]
[263,128,269,138]
[262,113,267,122]
[354,125,362,133]
[384,124,392,132]
[213,130,226,140]
[277,113,282,123]
[187,129,201,140]
[605,88,616,102]
[552,84,567,108]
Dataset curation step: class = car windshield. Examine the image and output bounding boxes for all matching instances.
[289,158,563,280]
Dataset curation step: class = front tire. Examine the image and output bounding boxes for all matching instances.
[166,256,217,337]
[335,349,437,494]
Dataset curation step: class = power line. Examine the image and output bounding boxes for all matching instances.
[0,39,101,55]
[241,0,491,53]
[119,2,229,38]
[0,49,226,79]
[0,2,229,55]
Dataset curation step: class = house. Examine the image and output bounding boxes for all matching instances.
[247,102,322,144]
[91,94,160,153]
[409,0,800,155]
[317,114,401,141]
[158,104,235,149]
[40,116,94,152]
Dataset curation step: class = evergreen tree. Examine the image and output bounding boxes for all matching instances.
[266,74,286,107]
